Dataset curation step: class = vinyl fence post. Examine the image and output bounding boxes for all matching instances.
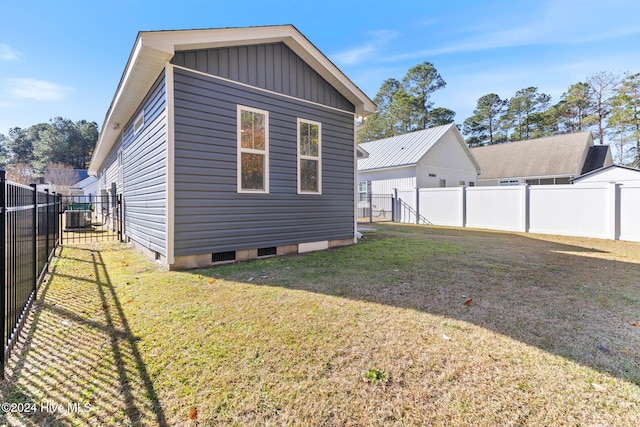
[1,170,6,379]
[30,184,37,295]
[415,188,420,225]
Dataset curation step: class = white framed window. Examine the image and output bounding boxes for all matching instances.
[297,118,321,194]
[358,181,368,202]
[499,179,520,186]
[439,179,446,187]
[238,105,269,193]
[133,111,144,135]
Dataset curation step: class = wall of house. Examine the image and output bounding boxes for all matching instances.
[171,66,355,258]
[416,131,478,187]
[574,168,640,184]
[358,167,417,195]
[171,42,353,112]
[121,73,168,257]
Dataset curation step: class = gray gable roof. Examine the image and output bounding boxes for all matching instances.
[358,124,480,172]
[471,132,593,180]
[581,145,611,174]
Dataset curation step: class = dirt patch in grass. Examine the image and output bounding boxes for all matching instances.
[1,224,639,426]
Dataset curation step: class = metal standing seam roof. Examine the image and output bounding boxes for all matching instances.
[357,124,456,171]
[470,132,593,180]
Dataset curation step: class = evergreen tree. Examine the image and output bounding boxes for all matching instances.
[462,93,508,146]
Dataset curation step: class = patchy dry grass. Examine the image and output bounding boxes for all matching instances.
[1,224,639,426]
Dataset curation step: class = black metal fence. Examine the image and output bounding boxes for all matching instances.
[1,171,60,378]
[60,194,122,244]
[357,193,394,223]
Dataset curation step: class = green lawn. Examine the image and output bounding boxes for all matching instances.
[2,224,639,426]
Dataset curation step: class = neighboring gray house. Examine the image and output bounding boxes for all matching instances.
[471,132,612,186]
[88,25,376,269]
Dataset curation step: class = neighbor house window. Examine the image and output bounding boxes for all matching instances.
[238,106,269,193]
[439,179,446,187]
[358,181,368,202]
[297,118,321,194]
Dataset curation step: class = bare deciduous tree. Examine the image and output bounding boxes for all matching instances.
[5,162,37,185]
[44,162,80,195]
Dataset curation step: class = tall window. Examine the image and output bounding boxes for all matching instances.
[358,181,368,202]
[238,106,269,193]
[297,118,321,194]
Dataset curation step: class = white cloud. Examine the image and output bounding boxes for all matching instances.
[332,30,399,66]
[382,0,640,63]
[7,78,73,101]
[0,44,21,60]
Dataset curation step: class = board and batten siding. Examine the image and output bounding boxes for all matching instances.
[121,72,169,256]
[171,42,353,112]
[172,66,355,256]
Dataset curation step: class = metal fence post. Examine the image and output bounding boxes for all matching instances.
[58,193,63,245]
[118,194,123,242]
[30,184,37,295]
[393,189,398,222]
[45,189,49,270]
[368,190,372,223]
[1,169,6,379]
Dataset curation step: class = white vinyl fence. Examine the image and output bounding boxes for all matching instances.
[393,183,640,242]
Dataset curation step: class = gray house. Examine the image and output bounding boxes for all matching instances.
[88,26,376,269]
[470,132,612,186]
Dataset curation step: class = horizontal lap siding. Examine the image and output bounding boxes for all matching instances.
[173,67,355,256]
[122,73,168,255]
[171,42,353,112]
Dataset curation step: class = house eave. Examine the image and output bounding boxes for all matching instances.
[90,25,375,175]
[358,164,417,173]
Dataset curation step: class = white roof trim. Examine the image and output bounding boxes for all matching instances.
[89,25,375,175]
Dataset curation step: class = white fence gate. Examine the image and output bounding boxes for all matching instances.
[392,183,640,242]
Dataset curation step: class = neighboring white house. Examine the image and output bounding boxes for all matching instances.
[571,164,640,184]
[357,123,481,199]
[471,132,612,186]
[69,175,99,197]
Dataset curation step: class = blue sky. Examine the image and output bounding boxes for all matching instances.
[1,0,639,139]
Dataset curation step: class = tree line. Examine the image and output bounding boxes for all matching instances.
[358,65,640,166]
[0,117,98,185]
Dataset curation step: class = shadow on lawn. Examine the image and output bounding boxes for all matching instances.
[208,224,640,387]
[1,246,167,426]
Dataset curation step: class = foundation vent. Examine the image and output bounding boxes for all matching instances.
[212,251,236,263]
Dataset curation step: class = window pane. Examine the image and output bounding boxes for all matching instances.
[241,152,264,190]
[241,110,265,150]
[300,159,318,192]
[299,122,318,157]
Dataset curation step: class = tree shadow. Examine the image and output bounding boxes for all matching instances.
[1,246,167,426]
[206,224,640,387]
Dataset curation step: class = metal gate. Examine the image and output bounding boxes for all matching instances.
[60,194,122,244]
[357,193,394,223]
